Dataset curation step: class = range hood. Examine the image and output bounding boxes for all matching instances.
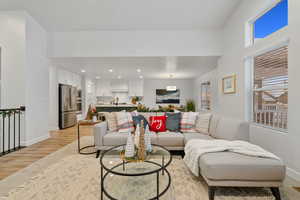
[111,80,129,92]
[111,89,128,93]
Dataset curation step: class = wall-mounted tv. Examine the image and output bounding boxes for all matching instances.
[156,89,180,104]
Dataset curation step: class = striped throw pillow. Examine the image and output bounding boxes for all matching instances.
[180,112,198,133]
[116,112,135,133]
[195,113,212,134]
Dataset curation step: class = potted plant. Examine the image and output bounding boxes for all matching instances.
[131,96,139,104]
[185,99,196,112]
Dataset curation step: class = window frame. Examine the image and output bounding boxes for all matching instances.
[245,0,286,47]
[247,42,289,133]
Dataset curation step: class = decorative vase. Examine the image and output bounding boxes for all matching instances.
[134,124,140,147]
[125,132,135,158]
[137,120,146,160]
[144,126,152,153]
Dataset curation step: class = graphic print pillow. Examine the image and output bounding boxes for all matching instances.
[149,115,166,132]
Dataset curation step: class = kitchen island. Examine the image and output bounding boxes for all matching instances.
[96,104,138,112]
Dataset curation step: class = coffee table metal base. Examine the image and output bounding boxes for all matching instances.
[100,161,171,200]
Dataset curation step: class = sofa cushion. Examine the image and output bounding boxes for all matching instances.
[149,115,167,132]
[195,113,212,134]
[166,113,181,132]
[132,115,149,129]
[183,133,213,144]
[180,112,198,133]
[103,112,118,132]
[212,117,249,141]
[199,152,285,181]
[103,132,158,146]
[103,132,128,146]
[116,112,135,133]
[157,132,184,147]
[139,113,151,123]
[209,114,220,136]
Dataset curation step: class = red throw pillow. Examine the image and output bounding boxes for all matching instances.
[149,115,166,132]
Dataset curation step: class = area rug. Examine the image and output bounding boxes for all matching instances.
[293,187,300,192]
[0,137,294,200]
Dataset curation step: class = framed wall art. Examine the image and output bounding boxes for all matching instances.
[222,74,236,94]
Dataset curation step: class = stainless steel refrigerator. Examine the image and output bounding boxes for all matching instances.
[59,84,77,129]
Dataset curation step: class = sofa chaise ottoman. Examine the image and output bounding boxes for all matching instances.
[188,116,286,200]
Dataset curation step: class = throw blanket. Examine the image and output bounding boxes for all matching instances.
[183,139,280,176]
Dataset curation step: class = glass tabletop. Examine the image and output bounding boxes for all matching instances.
[103,168,171,200]
[100,144,172,176]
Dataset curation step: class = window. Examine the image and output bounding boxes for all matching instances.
[246,0,288,46]
[252,46,288,130]
[200,81,211,110]
[254,0,288,39]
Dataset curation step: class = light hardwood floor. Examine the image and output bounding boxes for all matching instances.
[0,125,93,180]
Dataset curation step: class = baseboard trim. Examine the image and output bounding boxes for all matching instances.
[21,134,50,146]
[49,126,59,131]
[287,167,300,182]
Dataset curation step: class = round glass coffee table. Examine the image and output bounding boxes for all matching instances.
[99,144,172,200]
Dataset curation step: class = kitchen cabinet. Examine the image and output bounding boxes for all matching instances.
[128,79,144,96]
[73,74,82,89]
[58,69,82,89]
[95,79,143,97]
[96,80,112,96]
[110,80,128,92]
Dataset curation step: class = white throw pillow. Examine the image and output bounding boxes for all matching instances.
[116,112,135,133]
[180,112,198,133]
[104,112,118,132]
[195,113,212,134]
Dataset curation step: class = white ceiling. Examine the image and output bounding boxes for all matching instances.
[51,56,219,79]
[0,0,240,31]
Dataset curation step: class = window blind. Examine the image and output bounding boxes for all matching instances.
[254,46,288,89]
[252,46,288,130]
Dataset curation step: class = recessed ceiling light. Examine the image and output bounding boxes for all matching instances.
[137,68,141,73]
[139,75,144,79]
[117,75,122,79]
[95,76,100,79]
[108,69,113,73]
[81,69,86,73]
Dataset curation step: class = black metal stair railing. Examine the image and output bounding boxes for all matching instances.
[0,106,25,156]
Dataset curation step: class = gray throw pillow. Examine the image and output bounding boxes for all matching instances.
[132,115,149,129]
[166,113,181,132]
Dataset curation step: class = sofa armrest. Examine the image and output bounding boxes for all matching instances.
[94,121,108,148]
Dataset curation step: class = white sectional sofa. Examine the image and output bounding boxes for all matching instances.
[94,113,249,150]
[93,113,285,200]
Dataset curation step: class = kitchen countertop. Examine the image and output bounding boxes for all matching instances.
[95,104,138,107]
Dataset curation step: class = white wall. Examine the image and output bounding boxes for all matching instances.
[193,69,218,112]
[143,79,194,109]
[49,65,59,130]
[212,0,300,180]
[84,77,97,113]
[0,11,26,150]
[24,13,50,145]
[281,0,300,179]
[0,11,26,108]
[0,11,50,146]
[48,30,223,57]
